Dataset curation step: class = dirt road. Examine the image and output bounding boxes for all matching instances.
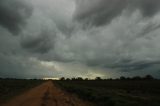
[2,81,92,106]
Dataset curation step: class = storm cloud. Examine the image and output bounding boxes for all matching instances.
[0,0,33,35]
[74,0,160,26]
[21,30,54,54]
[0,0,160,79]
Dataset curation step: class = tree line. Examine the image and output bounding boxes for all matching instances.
[59,75,156,81]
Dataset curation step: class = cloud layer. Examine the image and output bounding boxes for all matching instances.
[74,0,160,26]
[0,0,33,35]
[0,0,160,78]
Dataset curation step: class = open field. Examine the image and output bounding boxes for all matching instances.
[0,80,92,106]
[0,79,44,104]
[1,79,160,106]
[56,80,160,106]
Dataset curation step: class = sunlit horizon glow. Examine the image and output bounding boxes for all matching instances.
[43,77,60,80]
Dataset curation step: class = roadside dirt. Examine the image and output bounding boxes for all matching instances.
[2,81,92,106]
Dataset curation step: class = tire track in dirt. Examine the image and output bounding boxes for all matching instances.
[41,87,57,106]
[2,81,92,106]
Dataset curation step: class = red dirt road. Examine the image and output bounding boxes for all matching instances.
[2,81,92,106]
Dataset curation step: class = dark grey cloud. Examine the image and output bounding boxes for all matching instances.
[74,0,160,26]
[82,56,160,72]
[131,0,160,17]
[141,24,160,36]
[74,0,126,26]
[109,59,160,72]
[0,0,33,35]
[21,31,53,54]
[0,53,59,78]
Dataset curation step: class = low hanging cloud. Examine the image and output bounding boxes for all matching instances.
[74,0,160,26]
[21,31,53,54]
[0,0,33,35]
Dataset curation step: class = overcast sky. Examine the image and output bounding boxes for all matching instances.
[0,0,160,79]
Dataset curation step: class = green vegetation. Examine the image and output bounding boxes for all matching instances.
[56,76,160,106]
[0,79,44,104]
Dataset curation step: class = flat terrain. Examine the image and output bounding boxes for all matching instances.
[56,80,160,106]
[0,79,43,103]
[2,81,91,106]
[1,79,160,106]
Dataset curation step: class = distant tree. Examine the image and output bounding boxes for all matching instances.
[144,75,154,80]
[66,78,70,81]
[60,77,65,81]
[84,78,89,81]
[33,78,38,80]
[108,78,113,81]
[95,77,102,80]
[120,76,126,80]
[76,77,83,81]
[71,77,76,81]
[132,76,142,80]
[126,77,131,80]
